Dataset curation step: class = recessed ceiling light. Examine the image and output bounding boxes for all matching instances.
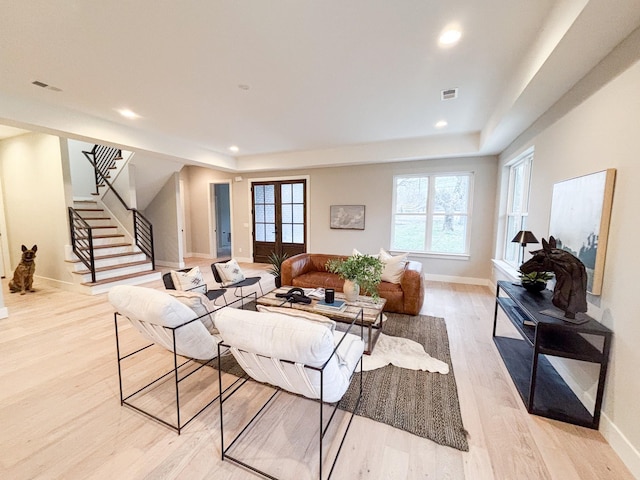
[435,120,448,128]
[238,84,250,91]
[118,108,139,119]
[438,28,462,47]
[229,145,239,153]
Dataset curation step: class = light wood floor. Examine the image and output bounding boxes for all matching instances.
[0,259,633,479]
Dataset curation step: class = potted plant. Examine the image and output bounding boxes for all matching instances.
[518,270,554,292]
[326,254,384,301]
[267,251,289,288]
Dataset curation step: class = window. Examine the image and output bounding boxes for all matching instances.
[391,173,473,255]
[504,151,533,267]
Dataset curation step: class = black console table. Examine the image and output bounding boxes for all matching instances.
[492,280,612,429]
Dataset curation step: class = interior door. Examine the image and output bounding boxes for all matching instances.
[211,183,231,258]
[252,180,306,263]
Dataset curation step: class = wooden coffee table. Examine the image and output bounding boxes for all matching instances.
[257,286,387,354]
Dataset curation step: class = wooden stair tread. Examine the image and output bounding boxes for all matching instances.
[77,242,131,250]
[82,270,160,286]
[73,260,152,275]
[87,225,117,230]
[75,234,124,240]
[74,208,104,212]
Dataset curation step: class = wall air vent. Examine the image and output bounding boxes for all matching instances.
[441,88,458,100]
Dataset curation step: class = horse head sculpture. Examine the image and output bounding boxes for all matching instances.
[519,236,588,319]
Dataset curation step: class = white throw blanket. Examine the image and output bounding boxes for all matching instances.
[362,333,449,374]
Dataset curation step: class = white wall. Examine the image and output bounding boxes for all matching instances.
[496,33,640,476]
[0,132,72,286]
[67,139,96,199]
[143,172,182,268]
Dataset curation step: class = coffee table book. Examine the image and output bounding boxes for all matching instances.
[314,299,347,312]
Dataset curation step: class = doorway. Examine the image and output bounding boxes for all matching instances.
[211,182,231,258]
[252,179,307,263]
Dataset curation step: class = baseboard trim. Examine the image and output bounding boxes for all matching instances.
[424,273,491,287]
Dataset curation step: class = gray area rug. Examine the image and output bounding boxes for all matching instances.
[338,313,468,451]
[216,306,468,452]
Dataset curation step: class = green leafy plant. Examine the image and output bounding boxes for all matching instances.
[326,254,384,299]
[266,251,290,278]
[519,270,554,284]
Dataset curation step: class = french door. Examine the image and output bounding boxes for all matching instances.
[252,180,307,263]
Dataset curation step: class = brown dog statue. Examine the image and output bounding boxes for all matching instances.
[9,244,37,295]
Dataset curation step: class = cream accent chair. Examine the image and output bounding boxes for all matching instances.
[108,285,243,434]
[215,306,365,480]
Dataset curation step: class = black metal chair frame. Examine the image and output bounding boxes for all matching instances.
[163,269,227,305]
[217,311,364,480]
[211,261,264,299]
[113,295,255,434]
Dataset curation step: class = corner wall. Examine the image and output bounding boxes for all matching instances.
[0,132,72,287]
[497,32,640,476]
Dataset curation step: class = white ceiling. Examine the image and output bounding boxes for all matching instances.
[1,1,640,171]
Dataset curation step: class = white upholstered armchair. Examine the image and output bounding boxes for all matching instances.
[108,285,243,433]
[215,306,365,479]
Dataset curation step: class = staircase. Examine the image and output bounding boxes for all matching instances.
[67,200,160,294]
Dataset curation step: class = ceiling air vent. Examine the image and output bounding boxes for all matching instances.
[31,80,62,92]
[441,88,458,100]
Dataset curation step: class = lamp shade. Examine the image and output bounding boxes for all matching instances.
[511,230,538,246]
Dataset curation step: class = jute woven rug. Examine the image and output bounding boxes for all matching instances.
[338,313,469,451]
[216,308,468,452]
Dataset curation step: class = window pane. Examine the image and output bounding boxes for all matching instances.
[254,185,264,204]
[393,215,426,250]
[265,185,275,203]
[292,204,304,223]
[431,215,467,253]
[282,224,292,243]
[505,215,524,266]
[433,175,469,214]
[265,204,275,223]
[511,163,524,213]
[255,205,265,223]
[395,177,427,213]
[282,204,292,223]
[281,184,292,203]
[293,224,304,243]
[256,223,265,242]
[263,224,274,242]
[292,183,304,203]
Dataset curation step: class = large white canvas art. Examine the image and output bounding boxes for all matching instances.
[548,169,616,295]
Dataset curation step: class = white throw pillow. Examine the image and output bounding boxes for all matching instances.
[351,248,379,259]
[167,290,218,334]
[170,267,207,295]
[215,259,246,286]
[256,305,336,332]
[379,248,408,284]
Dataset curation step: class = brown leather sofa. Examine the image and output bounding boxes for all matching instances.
[281,253,424,315]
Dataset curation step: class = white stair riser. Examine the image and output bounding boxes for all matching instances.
[87,272,162,295]
[76,211,105,219]
[81,218,114,227]
[77,263,153,283]
[77,245,136,257]
[69,253,148,271]
[73,236,126,247]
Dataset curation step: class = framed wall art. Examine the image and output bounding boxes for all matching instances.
[330,205,365,230]
[548,169,616,295]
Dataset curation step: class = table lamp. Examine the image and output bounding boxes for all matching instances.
[511,230,538,263]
